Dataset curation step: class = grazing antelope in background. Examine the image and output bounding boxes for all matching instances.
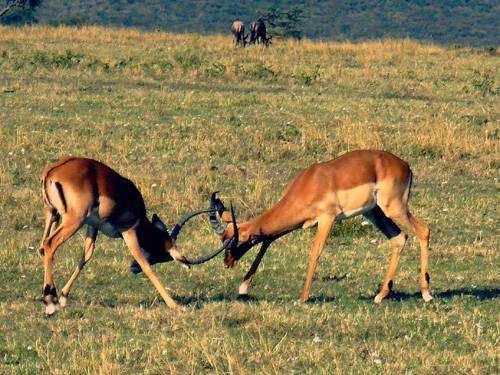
[249,18,269,45]
[205,150,432,303]
[231,20,248,46]
[38,157,217,316]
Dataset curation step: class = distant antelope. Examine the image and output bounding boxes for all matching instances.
[231,20,247,46]
[249,18,269,45]
[203,150,432,303]
[38,157,221,316]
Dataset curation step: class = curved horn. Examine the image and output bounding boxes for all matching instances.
[209,192,226,234]
[181,239,232,265]
[181,203,239,266]
[170,207,216,240]
[229,203,238,248]
[212,191,226,215]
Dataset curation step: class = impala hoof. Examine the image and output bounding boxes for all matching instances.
[299,294,309,303]
[167,303,180,310]
[422,290,433,302]
[374,289,390,304]
[238,283,249,296]
[45,302,59,317]
[59,295,68,307]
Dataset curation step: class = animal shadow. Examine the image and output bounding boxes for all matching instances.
[306,295,337,303]
[360,287,500,302]
[175,292,258,307]
[435,287,499,300]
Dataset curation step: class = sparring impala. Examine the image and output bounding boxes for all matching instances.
[38,157,232,316]
[203,150,432,303]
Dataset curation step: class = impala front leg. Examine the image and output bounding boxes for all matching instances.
[238,241,271,296]
[300,214,335,303]
[122,227,179,309]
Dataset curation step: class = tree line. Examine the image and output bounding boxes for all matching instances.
[1,0,498,47]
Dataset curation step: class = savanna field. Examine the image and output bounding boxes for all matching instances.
[0,26,498,373]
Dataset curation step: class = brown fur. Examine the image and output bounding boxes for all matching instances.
[220,150,432,303]
[38,157,187,316]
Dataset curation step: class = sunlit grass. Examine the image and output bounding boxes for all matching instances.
[0,25,498,373]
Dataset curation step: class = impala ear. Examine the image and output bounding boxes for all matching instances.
[152,214,168,232]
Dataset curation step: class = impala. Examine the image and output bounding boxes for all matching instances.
[38,157,232,316]
[202,150,432,303]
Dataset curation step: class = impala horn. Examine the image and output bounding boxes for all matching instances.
[170,207,216,241]
[168,193,239,266]
[228,203,239,248]
[209,192,226,235]
[179,203,239,266]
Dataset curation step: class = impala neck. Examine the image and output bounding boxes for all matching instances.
[232,200,300,244]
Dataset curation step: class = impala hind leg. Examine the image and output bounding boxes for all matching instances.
[40,215,83,316]
[238,241,271,296]
[380,205,432,302]
[38,206,59,256]
[59,226,98,307]
[364,206,407,303]
[407,213,432,302]
[122,228,179,309]
[300,214,335,303]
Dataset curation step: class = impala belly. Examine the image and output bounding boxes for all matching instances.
[334,183,377,221]
[83,206,136,238]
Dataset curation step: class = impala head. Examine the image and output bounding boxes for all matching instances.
[208,192,258,268]
[130,214,185,274]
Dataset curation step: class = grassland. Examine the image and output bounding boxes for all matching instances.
[0,26,498,374]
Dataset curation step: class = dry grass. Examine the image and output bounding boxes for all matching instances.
[0,25,498,373]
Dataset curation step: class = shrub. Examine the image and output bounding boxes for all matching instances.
[204,62,226,78]
[471,70,497,97]
[51,49,83,68]
[30,49,83,69]
[482,46,497,56]
[172,50,203,72]
[155,60,173,72]
[240,61,277,81]
[295,64,321,86]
